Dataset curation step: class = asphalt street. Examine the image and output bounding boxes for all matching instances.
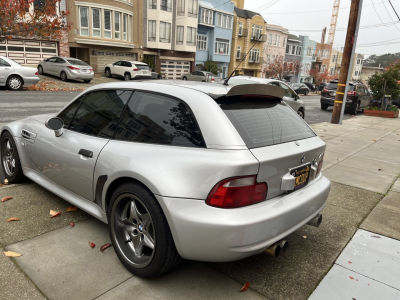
[0,91,350,182]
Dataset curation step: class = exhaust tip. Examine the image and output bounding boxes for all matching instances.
[279,240,289,254]
[307,214,323,228]
[265,244,281,257]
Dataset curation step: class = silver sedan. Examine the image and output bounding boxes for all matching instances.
[1,81,330,277]
[181,71,215,82]
[0,56,39,90]
[38,56,94,83]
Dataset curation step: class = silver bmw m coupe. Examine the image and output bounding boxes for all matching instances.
[1,81,331,277]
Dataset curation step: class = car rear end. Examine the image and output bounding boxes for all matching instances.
[19,64,40,86]
[321,81,357,109]
[64,59,94,81]
[131,64,151,79]
[161,85,331,262]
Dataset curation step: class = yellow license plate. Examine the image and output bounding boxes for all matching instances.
[290,163,311,190]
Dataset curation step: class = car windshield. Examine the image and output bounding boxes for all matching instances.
[227,78,261,86]
[136,65,150,70]
[326,82,355,91]
[67,59,89,66]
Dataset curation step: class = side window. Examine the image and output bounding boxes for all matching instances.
[48,57,57,63]
[0,58,11,67]
[69,90,132,138]
[114,92,206,148]
[56,58,65,63]
[198,72,204,76]
[279,83,295,98]
[125,62,132,67]
[114,61,122,66]
[58,97,84,129]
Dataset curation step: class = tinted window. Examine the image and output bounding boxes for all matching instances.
[136,65,150,70]
[114,92,205,148]
[114,61,122,66]
[280,83,295,98]
[56,58,65,63]
[0,58,11,67]
[124,62,132,67]
[48,57,57,62]
[228,78,260,86]
[326,82,355,91]
[66,59,88,66]
[69,90,132,138]
[218,96,315,149]
[58,97,84,128]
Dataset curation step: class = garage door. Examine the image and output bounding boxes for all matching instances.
[0,39,58,66]
[96,51,137,73]
[161,60,191,79]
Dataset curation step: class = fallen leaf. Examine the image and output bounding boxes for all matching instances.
[371,235,381,238]
[6,217,20,222]
[373,140,377,142]
[4,179,8,185]
[4,251,22,257]
[349,276,354,280]
[49,210,61,218]
[100,243,112,253]
[239,282,250,292]
[89,242,96,249]
[69,222,75,228]
[348,261,352,264]
[302,236,307,239]
[66,206,78,212]
[1,197,12,203]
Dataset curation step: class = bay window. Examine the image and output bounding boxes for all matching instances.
[148,20,156,42]
[114,12,120,39]
[249,48,260,62]
[215,38,229,55]
[160,22,171,43]
[104,10,112,38]
[176,26,184,45]
[149,0,157,9]
[177,0,185,15]
[123,14,127,40]
[252,25,262,39]
[92,8,100,37]
[201,8,213,25]
[268,34,272,45]
[79,7,89,36]
[187,27,196,46]
[188,0,198,17]
[197,35,207,50]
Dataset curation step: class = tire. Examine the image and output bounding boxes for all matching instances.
[305,90,309,96]
[124,73,131,81]
[1,131,24,183]
[350,102,360,115]
[60,71,67,82]
[108,182,181,277]
[297,109,305,119]
[38,65,44,75]
[83,80,91,83]
[105,69,111,78]
[321,104,329,110]
[6,75,23,91]
[182,77,187,80]
[202,80,206,82]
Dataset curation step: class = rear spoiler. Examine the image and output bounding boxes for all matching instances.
[226,84,285,99]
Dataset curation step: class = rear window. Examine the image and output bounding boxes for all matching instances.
[228,78,260,86]
[67,59,88,66]
[136,65,150,70]
[326,82,354,91]
[218,97,315,149]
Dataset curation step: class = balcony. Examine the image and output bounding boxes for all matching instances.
[250,34,267,43]
[238,28,248,38]
[315,56,323,62]
[236,53,245,60]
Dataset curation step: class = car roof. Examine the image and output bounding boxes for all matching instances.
[119,60,148,65]
[225,76,284,84]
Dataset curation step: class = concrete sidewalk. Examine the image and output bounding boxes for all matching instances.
[1,115,400,300]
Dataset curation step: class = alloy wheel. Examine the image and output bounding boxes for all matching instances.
[8,77,21,90]
[111,193,156,268]
[60,72,67,81]
[2,138,16,176]
[38,66,43,75]
[298,110,304,118]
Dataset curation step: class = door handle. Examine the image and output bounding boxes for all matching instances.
[78,149,93,158]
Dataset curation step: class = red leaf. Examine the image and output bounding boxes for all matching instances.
[49,210,61,218]
[349,276,354,280]
[348,261,352,264]
[6,217,20,222]
[1,197,13,203]
[239,282,250,292]
[89,242,96,249]
[69,222,75,228]
[100,243,112,253]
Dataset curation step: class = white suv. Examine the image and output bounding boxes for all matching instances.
[105,61,152,81]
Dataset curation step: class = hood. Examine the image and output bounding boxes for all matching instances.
[22,114,54,134]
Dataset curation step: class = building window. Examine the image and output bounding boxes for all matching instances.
[92,8,100,37]
[160,0,172,12]
[330,68,334,75]
[216,13,232,28]
[188,0,198,17]
[79,7,89,36]
[104,10,112,38]
[148,20,156,42]
[177,0,185,15]
[317,49,321,57]
[236,46,241,59]
[128,15,132,42]
[197,35,207,50]
[283,37,286,48]
[286,44,290,54]
[201,8,213,24]
[321,65,326,72]
[291,45,296,55]
[239,22,243,35]
[122,14,127,41]
[268,34,272,45]
[332,54,336,62]
[277,35,281,47]
[114,12,120,39]
[357,59,361,64]
[307,47,312,56]
[249,48,260,62]
[176,26,184,45]
[297,46,302,55]
[273,34,277,45]
[187,26,196,46]
[215,38,229,55]
[149,0,157,9]
[159,21,171,43]
[252,25,262,39]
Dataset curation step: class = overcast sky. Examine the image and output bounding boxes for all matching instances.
[244,0,400,57]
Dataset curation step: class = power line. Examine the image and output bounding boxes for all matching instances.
[371,0,389,25]
[388,0,400,20]
[381,0,400,32]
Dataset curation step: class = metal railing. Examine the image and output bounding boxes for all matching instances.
[238,28,248,37]
[250,34,267,42]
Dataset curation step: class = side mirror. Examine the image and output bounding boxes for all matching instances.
[45,117,64,137]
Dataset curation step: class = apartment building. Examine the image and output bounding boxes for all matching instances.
[313,42,331,75]
[195,0,235,79]
[228,1,266,77]
[144,0,199,79]
[0,0,68,67]
[261,24,288,78]
[351,53,364,81]
[284,34,302,83]
[360,66,384,87]
[66,0,143,74]
[297,35,317,83]
[328,48,342,78]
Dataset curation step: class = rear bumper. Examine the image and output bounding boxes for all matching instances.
[321,97,356,110]
[23,77,40,86]
[66,70,94,80]
[157,174,331,262]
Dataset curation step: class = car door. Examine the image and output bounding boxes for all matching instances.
[0,58,13,85]
[187,71,196,80]
[45,57,58,75]
[361,85,370,108]
[111,61,123,76]
[278,82,300,111]
[52,57,66,76]
[34,90,133,201]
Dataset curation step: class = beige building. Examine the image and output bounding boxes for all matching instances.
[351,53,364,81]
[228,0,266,77]
[328,48,342,78]
[66,0,143,74]
[261,24,288,78]
[360,66,385,87]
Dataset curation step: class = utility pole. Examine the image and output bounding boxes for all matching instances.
[331,0,363,124]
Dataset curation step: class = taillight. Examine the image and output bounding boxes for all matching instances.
[35,72,38,75]
[211,78,215,81]
[206,175,267,208]
[89,68,93,72]
[322,87,328,92]
[133,69,138,71]
[67,66,80,70]
[316,153,324,176]
[347,91,357,96]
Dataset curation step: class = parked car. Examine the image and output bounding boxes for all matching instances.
[320,80,372,115]
[181,71,215,82]
[150,71,161,79]
[1,81,330,277]
[105,61,151,81]
[303,82,316,92]
[0,56,39,90]
[291,83,310,95]
[38,57,94,83]
[224,76,306,118]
